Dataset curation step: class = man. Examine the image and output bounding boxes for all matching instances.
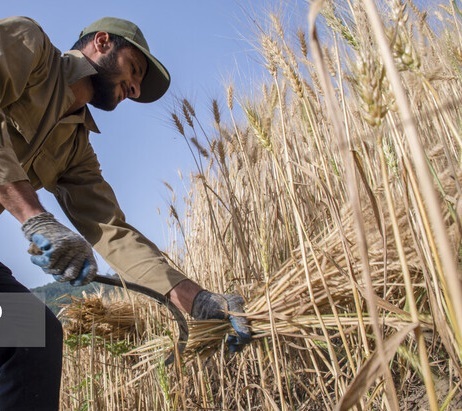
[0,16,251,410]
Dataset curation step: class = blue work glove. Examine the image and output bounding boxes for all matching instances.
[22,212,97,286]
[191,290,252,353]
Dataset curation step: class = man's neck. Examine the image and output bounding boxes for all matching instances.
[63,77,93,116]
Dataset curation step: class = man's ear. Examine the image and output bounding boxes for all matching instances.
[93,31,112,54]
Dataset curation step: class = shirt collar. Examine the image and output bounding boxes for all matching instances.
[83,106,100,133]
[62,50,98,85]
[60,106,100,134]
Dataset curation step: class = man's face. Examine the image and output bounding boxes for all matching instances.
[90,45,147,111]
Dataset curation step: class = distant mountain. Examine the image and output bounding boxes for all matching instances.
[31,277,114,316]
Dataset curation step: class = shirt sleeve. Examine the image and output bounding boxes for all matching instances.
[54,134,188,296]
[0,112,28,185]
[0,17,47,185]
[0,17,45,109]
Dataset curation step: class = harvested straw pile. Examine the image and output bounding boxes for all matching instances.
[60,289,180,356]
[61,291,146,340]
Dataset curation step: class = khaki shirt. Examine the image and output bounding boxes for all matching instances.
[0,16,187,294]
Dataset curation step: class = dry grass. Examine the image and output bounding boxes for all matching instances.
[59,1,462,410]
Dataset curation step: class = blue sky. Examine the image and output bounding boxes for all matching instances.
[0,1,306,288]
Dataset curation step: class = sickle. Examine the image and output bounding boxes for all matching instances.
[92,274,188,366]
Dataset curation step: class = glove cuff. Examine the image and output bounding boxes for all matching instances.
[22,212,56,240]
[191,290,228,320]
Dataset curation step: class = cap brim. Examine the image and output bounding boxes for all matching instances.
[124,38,170,103]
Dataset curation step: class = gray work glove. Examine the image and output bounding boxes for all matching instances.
[22,212,97,286]
[191,290,252,353]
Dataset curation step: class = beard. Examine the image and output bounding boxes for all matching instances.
[89,51,122,111]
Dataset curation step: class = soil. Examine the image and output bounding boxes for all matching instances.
[401,378,462,411]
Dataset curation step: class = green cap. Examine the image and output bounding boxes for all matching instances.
[80,17,170,103]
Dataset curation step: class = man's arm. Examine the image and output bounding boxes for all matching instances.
[0,17,54,217]
[55,140,251,349]
[167,279,203,314]
[0,180,45,223]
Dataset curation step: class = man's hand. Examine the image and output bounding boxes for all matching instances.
[191,290,252,353]
[22,212,97,286]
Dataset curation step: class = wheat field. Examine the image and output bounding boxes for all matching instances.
[59,1,462,410]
